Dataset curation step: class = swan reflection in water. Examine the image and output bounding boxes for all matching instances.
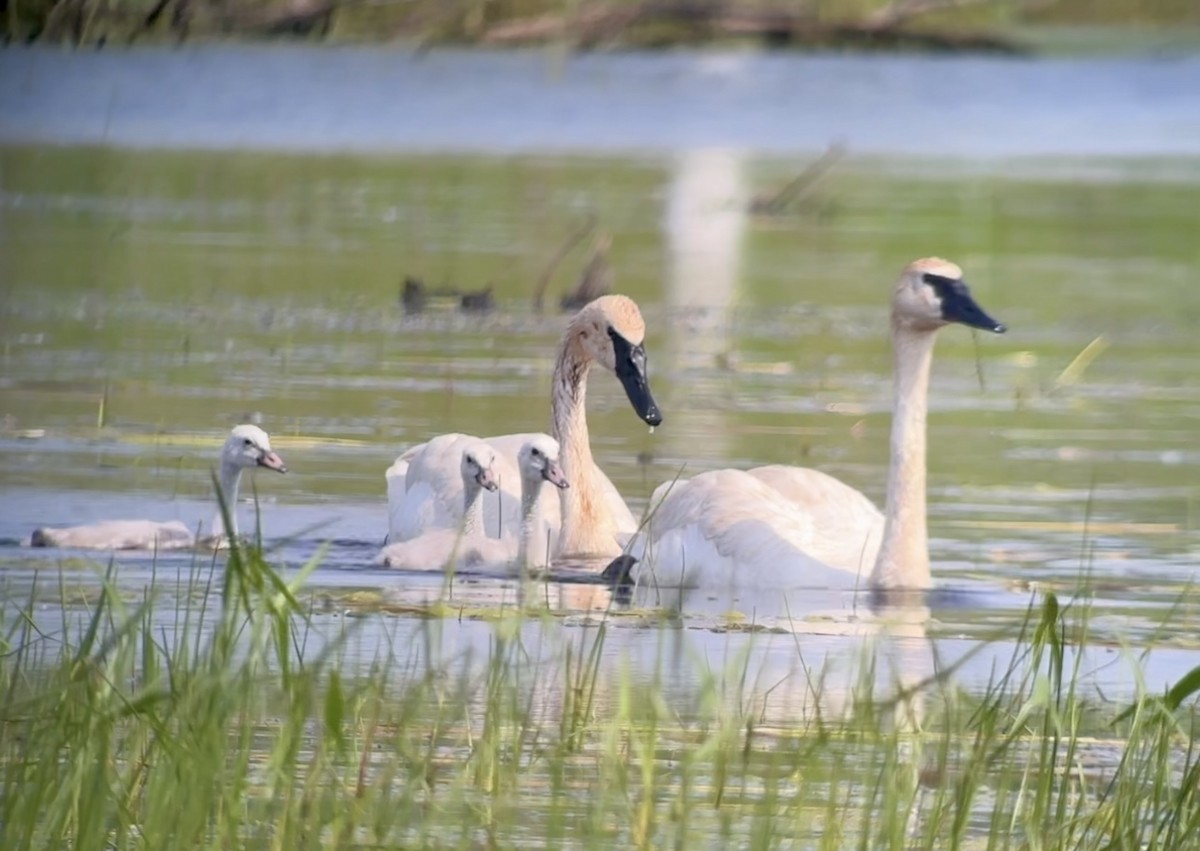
[417,560,939,732]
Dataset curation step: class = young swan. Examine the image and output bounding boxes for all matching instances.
[386,434,511,542]
[375,440,499,567]
[377,436,569,572]
[386,294,662,559]
[620,258,1006,591]
[30,425,287,551]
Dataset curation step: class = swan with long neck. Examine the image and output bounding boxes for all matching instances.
[386,295,661,559]
[377,436,569,572]
[618,258,1005,591]
[30,425,287,551]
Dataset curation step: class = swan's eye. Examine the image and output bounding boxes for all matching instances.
[531,448,541,457]
[243,438,254,447]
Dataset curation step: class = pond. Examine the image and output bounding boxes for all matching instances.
[1,44,1199,719]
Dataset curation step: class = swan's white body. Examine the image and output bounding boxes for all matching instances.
[386,295,662,559]
[31,519,197,552]
[30,425,287,551]
[378,436,569,573]
[746,465,885,573]
[388,433,521,541]
[628,258,1005,591]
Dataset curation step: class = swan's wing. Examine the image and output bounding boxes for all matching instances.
[30,519,195,551]
[389,433,522,541]
[386,437,438,541]
[385,456,411,541]
[391,481,457,542]
[636,469,866,590]
[747,465,884,574]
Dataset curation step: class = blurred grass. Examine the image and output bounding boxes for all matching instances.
[2,535,1199,847]
[6,0,1200,51]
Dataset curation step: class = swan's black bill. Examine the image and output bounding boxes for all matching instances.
[601,553,638,585]
[609,328,663,427]
[924,273,1006,334]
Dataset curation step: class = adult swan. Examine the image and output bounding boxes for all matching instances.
[617,258,1005,591]
[388,295,662,559]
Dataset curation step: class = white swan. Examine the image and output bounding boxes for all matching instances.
[30,425,287,551]
[377,436,569,572]
[620,257,1006,591]
[387,434,509,541]
[386,294,662,559]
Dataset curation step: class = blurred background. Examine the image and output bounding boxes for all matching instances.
[1,0,1199,656]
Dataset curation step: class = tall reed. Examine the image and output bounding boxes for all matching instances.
[2,516,1198,848]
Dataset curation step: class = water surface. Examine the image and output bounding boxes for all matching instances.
[1,46,1199,718]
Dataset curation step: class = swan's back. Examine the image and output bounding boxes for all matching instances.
[747,465,884,574]
[389,432,576,545]
[376,528,516,572]
[31,519,195,551]
[634,469,869,589]
[388,433,521,541]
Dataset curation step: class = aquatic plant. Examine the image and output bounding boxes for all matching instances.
[2,511,1199,851]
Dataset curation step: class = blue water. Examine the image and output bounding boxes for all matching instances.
[2,45,1199,157]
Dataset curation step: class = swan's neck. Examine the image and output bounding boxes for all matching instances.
[517,476,547,568]
[870,323,936,590]
[551,338,618,556]
[461,479,483,537]
[212,461,244,541]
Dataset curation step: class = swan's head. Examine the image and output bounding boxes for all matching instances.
[518,436,569,490]
[893,258,1006,335]
[224,425,287,473]
[460,443,499,493]
[567,294,663,427]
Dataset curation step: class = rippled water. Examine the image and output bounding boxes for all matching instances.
[1,46,1199,714]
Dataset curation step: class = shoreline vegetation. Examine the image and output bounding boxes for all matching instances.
[8,0,1200,54]
[3,534,1200,847]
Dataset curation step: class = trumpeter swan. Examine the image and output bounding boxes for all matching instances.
[30,425,287,551]
[386,294,662,559]
[619,257,1006,591]
[377,436,569,572]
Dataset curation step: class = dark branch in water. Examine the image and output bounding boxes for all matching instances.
[748,141,848,217]
[560,231,614,313]
[532,213,598,314]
